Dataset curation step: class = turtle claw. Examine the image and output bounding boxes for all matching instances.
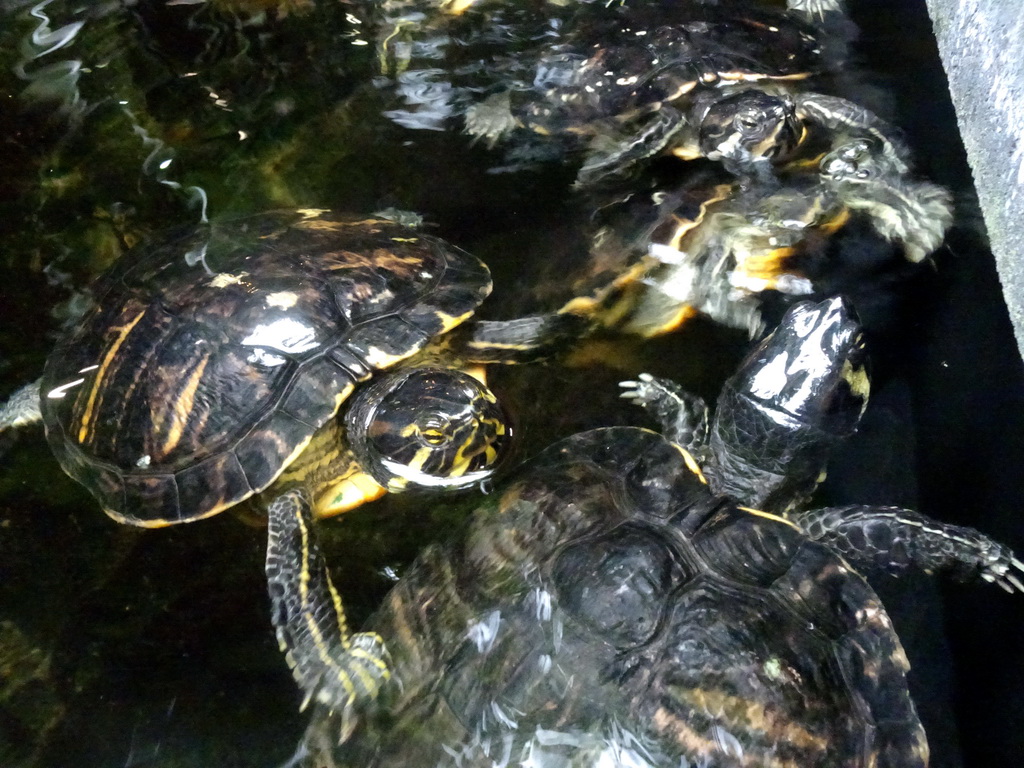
[618,373,664,404]
[1005,572,1024,594]
[618,373,709,448]
[976,539,1024,594]
[618,372,656,401]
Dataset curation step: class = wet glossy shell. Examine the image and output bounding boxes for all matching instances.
[331,428,927,767]
[527,5,821,124]
[40,210,491,526]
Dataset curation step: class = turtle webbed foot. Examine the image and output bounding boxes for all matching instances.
[464,92,518,147]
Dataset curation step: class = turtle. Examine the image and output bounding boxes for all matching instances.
[284,296,1022,767]
[561,133,952,338]
[461,0,910,185]
[0,208,592,720]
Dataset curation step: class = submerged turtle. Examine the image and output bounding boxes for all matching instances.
[563,134,951,337]
[0,208,590,718]
[288,296,1022,767]
[463,1,907,185]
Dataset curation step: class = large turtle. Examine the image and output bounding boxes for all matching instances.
[286,296,1022,767]
[462,0,909,185]
[0,208,589,718]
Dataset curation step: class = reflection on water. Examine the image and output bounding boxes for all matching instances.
[0,0,1022,766]
[15,1,86,120]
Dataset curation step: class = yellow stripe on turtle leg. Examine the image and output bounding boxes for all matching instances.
[265,490,391,712]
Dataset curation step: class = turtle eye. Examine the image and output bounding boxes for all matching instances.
[418,414,453,445]
[734,113,763,134]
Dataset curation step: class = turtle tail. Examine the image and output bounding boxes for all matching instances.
[266,490,392,720]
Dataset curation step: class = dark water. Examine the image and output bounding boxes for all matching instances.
[0,0,1021,766]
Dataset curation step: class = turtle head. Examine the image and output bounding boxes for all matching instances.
[697,89,802,167]
[344,367,511,493]
[707,296,868,511]
[732,295,869,436]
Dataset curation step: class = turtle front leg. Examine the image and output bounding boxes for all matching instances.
[795,93,912,175]
[0,379,42,431]
[576,106,689,187]
[266,490,391,724]
[456,312,596,364]
[618,373,709,451]
[794,505,1024,593]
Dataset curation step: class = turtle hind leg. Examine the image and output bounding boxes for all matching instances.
[0,379,42,432]
[266,489,391,722]
[794,505,1024,592]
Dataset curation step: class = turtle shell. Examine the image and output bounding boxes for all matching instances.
[319,427,927,767]
[40,210,491,526]
[521,5,821,130]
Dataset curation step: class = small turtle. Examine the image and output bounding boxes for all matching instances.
[564,135,951,337]
[287,297,1021,767]
[463,1,908,185]
[0,208,589,721]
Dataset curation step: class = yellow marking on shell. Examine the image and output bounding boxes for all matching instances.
[334,382,356,409]
[294,501,358,707]
[436,305,487,334]
[676,447,708,484]
[104,500,228,528]
[77,308,147,445]
[296,208,330,219]
[160,353,210,457]
[737,505,802,531]
[678,687,828,754]
[114,428,322,527]
[318,472,387,517]
[363,345,415,369]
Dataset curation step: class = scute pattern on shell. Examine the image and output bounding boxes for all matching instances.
[40,210,491,524]
[324,427,927,767]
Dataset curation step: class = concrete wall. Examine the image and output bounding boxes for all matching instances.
[924,0,1024,358]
